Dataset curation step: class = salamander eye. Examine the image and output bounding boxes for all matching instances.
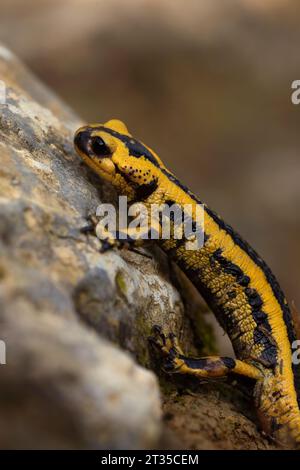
[91,136,111,157]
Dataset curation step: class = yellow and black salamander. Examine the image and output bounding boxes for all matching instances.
[74,119,300,447]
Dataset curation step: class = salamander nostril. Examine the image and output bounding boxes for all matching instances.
[74,131,90,153]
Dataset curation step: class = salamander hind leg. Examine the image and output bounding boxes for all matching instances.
[149,325,262,380]
[149,325,188,373]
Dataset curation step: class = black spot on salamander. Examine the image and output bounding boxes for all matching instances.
[243,288,277,366]
[252,310,268,324]
[165,199,175,207]
[245,288,263,309]
[134,178,158,200]
[238,275,250,287]
[164,200,209,244]
[222,357,236,369]
[180,356,235,372]
[179,356,209,370]
[228,291,237,300]
[253,327,277,367]
[211,249,249,286]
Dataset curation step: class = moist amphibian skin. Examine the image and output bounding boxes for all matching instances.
[74,119,300,447]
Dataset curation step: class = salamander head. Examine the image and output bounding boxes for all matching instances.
[74,119,165,200]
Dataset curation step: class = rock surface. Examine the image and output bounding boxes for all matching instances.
[0,44,276,450]
[0,44,171,449]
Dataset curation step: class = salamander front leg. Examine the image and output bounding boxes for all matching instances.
[80,214,154,254]
[149,325,262,381]
[81,204,161,255]
[98,225,153,254]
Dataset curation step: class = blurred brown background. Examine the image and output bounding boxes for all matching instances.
[1,0,300,308]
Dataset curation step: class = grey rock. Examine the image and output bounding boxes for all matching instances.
[0,43,191,449]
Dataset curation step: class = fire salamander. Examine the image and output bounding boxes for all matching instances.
[74,119,300,447]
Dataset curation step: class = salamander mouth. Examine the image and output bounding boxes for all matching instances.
[93,157,116,177]
[79,152,116,179]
